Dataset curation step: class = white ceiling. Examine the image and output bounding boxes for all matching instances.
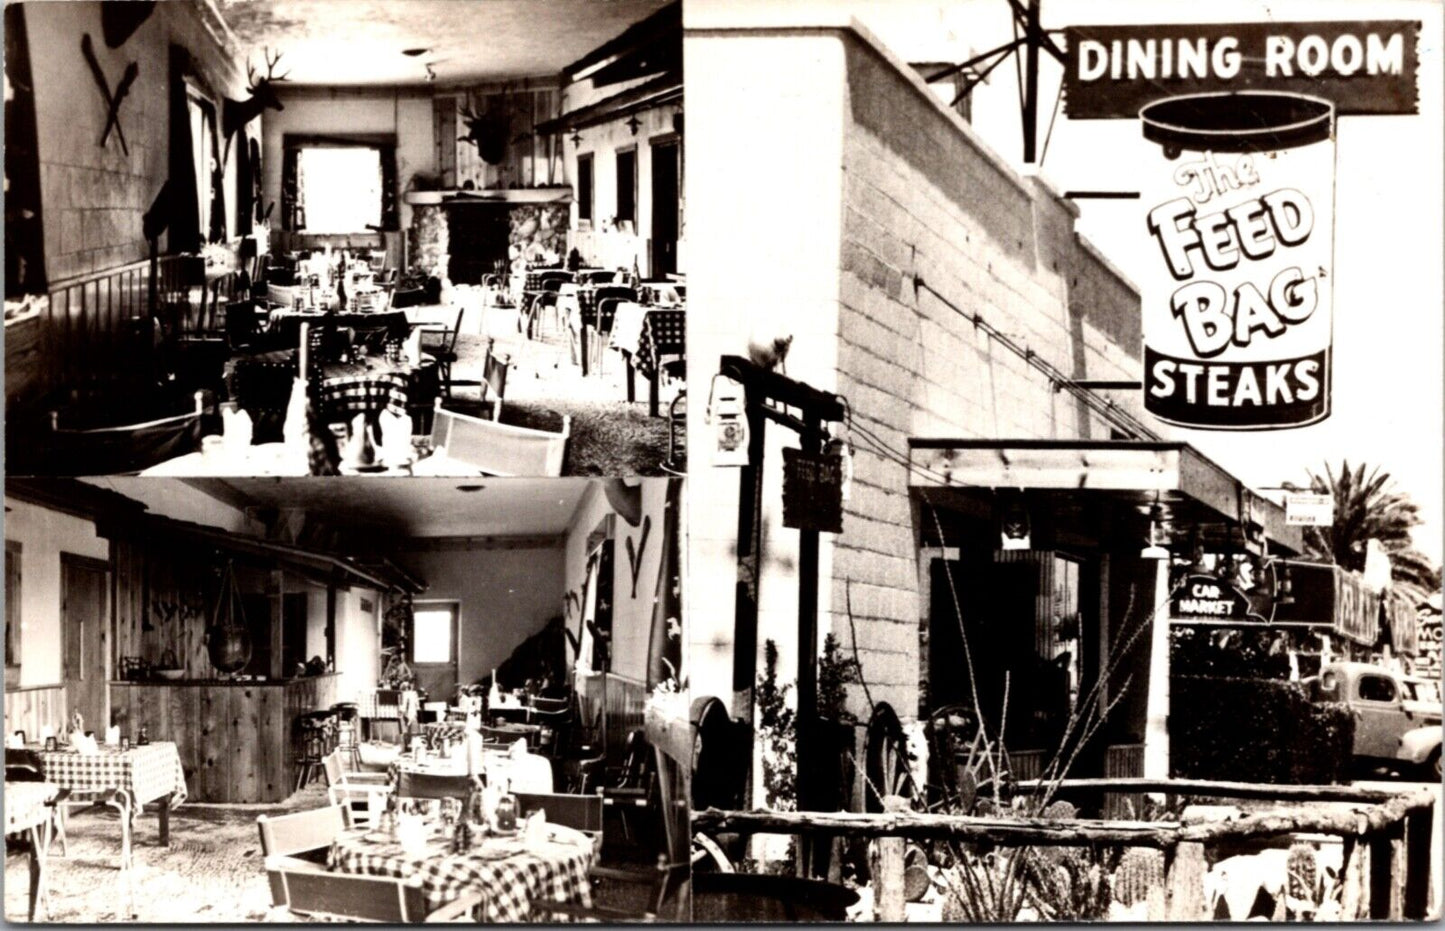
[95,477,592,539]
[215,0,672,86]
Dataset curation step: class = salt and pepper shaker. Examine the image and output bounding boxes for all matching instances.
[137,725,150,746]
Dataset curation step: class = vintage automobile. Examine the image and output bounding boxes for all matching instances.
[1305,662,1443,779]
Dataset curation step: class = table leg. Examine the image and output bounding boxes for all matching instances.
[649,371,660,418]
[158,793,172,846]
[27,821,50,921]
[626,357,636,403]
[580,324,591,376]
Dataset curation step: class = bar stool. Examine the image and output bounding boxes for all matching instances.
[294,711,335,791]
[331,702,362,770]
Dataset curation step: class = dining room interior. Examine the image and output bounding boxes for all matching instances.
[4,0,686,479]
[2,474,689,922]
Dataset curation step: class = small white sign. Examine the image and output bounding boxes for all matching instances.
[1285,492,1334,526]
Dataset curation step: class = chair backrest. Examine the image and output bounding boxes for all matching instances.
[256,804,353,860]
[6,763,43,782]
[481,352,510,420]
[512,792,603,835]
[594,286,638,304]
[321,750,344,786]
[432,401,569,476]
[397,770,473,801]
[265,856,430,922]
[445,306,466,354]
[47,393,207,475]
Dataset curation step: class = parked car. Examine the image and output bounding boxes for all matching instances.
[1304,662,1442,779]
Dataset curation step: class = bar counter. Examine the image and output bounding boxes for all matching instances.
[109,673,339,803]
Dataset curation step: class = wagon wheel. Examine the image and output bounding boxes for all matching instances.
[864,703,917,813]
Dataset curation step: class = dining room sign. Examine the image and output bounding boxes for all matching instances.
[1139,91,1336,429]
[1063,21,1420,118]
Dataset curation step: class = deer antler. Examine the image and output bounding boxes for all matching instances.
[250,46,289,89]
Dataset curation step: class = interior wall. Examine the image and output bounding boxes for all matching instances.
[562,480,671,684]
[2,497,111,687]
[21,1,249,283]
[261,87,433,237]
[333,584,381,704]
[394,542,565,688]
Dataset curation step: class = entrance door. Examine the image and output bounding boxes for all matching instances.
[649,139,680,277]
[410,602,459,703]
[61,554,109,730]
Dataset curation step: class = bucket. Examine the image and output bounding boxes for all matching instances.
[1138,91,1335,430]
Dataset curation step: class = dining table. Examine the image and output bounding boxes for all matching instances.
[328,821,598,922]
[5,781,59,920]
[612,303,687,415]
[36,741,188,850]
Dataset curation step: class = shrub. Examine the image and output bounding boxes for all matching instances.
[1170,676,1355,784]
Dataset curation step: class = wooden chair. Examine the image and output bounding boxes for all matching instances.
[264,855,483,922]
[322,750,393,827]
[256,804,353,865]
[431,400,569,476]
[5,754,72,857]
[479,350,510,421]
[396,771,477,801]
[46,392,207,475]
[420,310,478,399]
[512,792,603,837]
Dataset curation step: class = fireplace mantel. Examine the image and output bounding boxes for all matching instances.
[404,187,573,207]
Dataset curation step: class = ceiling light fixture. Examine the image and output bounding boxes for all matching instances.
[625,114,641,136]
[402,48,431,57]
[456,484,486,493]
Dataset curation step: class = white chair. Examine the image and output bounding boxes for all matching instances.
[322,750,393,827]
[431,400,569,476]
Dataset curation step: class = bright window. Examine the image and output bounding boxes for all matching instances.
[298,147,382,234]
[411,605,456,664]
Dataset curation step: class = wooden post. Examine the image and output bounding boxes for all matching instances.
[1368,823,1401,919]
[1404,804,1433,919]
[875,796,909,922]
[1339,836,1364,919]
[1164,841,1207,920]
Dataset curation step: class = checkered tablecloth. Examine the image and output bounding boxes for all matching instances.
[4,782,58,834]
[635,308,687,380]
[424,722,470,749]
[316,371,410,420]
[329,826,597,922]
[37,742,187,818]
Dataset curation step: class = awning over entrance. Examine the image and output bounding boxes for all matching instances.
[907,439,1304,556]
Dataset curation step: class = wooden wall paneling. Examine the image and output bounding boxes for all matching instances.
[196,686,221,801]
[3,685,66,739]
[168,682,198,794]
[256,684,282,801]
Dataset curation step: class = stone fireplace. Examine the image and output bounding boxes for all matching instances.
[404,189,572,284]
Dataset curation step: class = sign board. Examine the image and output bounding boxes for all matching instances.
[781,448,844,534]
[1138,92,1335,430]
[1171,573,1251,620]
[1272,561,1380,646]
[1285,492,1334,526]
[1063,22,1421,119]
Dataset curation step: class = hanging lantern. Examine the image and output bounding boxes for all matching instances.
[998,494,1031,551]
[1141,503,1170,560]
[706,374,749,468]
[205,560,253,675]
[824,431,854,501]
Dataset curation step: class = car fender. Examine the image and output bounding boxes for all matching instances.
[1397,725,1442,764]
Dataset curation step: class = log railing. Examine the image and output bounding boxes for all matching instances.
[692,779,1438,921]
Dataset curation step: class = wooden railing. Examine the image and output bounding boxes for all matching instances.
[692,779,1438,921]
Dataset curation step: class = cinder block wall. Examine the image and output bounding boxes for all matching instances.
[829,30,1147,723]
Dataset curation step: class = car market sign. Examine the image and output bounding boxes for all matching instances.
[1063,22,1420,119]
[1172,573,1251,620]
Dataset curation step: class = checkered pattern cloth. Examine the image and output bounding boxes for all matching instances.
[636,308,687,380]
[359,690,404,719]
[38,742,187,818]
[316,372,410,420]
[329,827,597,922]
[4,782,58,834]
[424,722,470,749]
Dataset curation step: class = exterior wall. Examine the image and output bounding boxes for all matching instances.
[23,1,248,284]
[2,498,110,689]
[685,16,1148,729]
[261,87,434,234]
[395,543,566,688]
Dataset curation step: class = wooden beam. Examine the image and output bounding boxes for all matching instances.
[1014,777,1406,804]
[718,355,845,423]
[1164,841,1207,920]
[1403,804,1434,919]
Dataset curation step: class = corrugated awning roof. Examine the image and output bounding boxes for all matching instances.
[535,72,681,135]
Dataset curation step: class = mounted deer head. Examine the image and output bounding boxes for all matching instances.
[458,89,510,166]
[222,47,288,138]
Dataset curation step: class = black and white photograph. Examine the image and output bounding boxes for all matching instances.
[4,0,684,478]
[4,0,1444,925]
[3,475,685,921]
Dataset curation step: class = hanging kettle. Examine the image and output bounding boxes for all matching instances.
[205,561,252,674]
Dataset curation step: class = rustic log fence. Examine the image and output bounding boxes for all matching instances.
[692,779,1438,921]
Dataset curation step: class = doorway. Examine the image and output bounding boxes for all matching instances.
[61,553,109,731]
[410,602,459,703]
[649,138,680,277]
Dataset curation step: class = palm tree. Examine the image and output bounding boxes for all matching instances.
[1299,460,1441,605]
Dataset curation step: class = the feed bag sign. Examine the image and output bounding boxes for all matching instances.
[1139,92,1335,429]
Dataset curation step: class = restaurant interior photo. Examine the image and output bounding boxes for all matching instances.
[2,475,689,922]
[4,0,686,479]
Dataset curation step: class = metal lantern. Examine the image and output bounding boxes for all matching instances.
[706,375,750,468]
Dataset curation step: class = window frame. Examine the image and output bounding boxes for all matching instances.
[576,152,594,228]
[5,540,20,688]
[615,146,638,227]
[281,133,398,234]
[1356,673,1399,704]
[408,601,459,667]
